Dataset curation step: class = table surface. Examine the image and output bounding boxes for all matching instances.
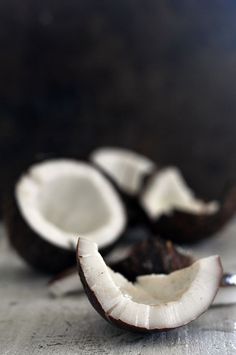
[1,222,236,355]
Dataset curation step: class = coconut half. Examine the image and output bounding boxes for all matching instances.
[140,167,236,243]
[5,159,126,273]
[77,238,222,332]
[90,147,156,225]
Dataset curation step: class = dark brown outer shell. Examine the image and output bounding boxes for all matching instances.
[146,184,236,244]
[4,193,122,274]
[111,237,193,281]
[4,194,76,274]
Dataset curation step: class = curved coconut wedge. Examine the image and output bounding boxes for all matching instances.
[90,147,156,225]
[5,159,126,273]
[77,238,222,332]
[49,237,191,297]
[140,167,236,243]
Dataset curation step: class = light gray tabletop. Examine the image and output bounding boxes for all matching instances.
[1,222,236,355]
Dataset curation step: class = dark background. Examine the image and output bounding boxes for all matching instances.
[1,0,236,211]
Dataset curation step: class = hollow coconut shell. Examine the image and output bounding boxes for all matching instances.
[151,184,236,243]
[140,168,236,243]
[77,238,223,333]
[4,195,76,273]
[4,159,127,274]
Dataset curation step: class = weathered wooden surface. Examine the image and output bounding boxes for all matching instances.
[1,222,236,354]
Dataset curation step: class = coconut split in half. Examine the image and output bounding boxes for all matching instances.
[77,238,222,332]
[140,167,236,243]
[141,168,219,218]
[5,159,126,273]
[90,147,156,225]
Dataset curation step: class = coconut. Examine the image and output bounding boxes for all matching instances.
[77,237,222,332]
[4,159,126,273]
[140,167,236,243]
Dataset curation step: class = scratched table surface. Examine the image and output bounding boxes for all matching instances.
[1,221,236,355]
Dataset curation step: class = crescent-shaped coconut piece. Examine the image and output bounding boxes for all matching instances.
[4,159,127,273]
[49,236,192,297]
[77,238,222,332]
[90,147,156,225]
[140,167,236,243]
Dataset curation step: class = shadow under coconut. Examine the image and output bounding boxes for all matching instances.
[74,312,222,353]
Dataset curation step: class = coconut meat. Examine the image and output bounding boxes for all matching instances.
[49,270,83,297]
[141,167,219,219]
[78,238,222,330]
[16,160,126,250]
[91,147,155,195]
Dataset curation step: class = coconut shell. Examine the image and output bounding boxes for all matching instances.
[77,238,220,333]
[4,193,121,274]
[150,183,236,243]
[77,240,178,333]
[111,237,193,281]
[4,194,76,274]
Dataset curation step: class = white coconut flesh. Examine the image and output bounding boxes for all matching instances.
[78,238,222,330]
[49,270,84,297]
[91,147,155,196]
[141,167,219,220]
[15,160,126,250]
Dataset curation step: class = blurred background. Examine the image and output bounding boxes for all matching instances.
[1,0,236,212]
